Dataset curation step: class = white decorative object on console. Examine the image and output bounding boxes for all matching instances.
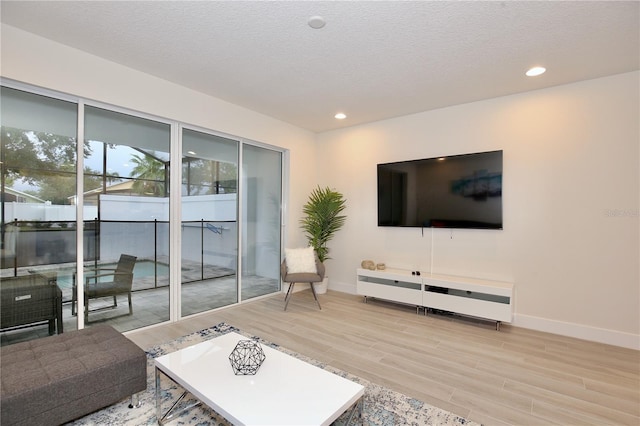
[356,268,514,330]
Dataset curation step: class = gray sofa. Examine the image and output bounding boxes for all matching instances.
[1,324,146,425]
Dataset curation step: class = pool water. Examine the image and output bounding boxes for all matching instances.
[55,260,169,289]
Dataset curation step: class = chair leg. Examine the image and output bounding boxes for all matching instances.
[284,282,295,311]
[310,283,322,310]
[128,292,133,316]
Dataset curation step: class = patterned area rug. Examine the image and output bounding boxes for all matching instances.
[70,323,479,425]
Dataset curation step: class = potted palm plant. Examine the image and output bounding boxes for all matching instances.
[300,186,347,293]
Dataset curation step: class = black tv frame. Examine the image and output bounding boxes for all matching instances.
[377,150,503,230]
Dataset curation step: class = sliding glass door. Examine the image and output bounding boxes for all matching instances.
[1,87,79,342]
[181,128,239,316]
[82,106,171,330]
[241,144,282,301]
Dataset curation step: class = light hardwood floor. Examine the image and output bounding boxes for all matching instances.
[127,290,640,426]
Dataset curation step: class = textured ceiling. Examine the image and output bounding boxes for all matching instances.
[1,1,638,133]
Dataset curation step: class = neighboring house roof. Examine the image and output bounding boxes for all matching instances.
[2,187,46,203]
[83,180,134,196]
[69,180,135,205]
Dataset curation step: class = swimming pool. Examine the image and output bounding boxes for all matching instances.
[55,260,169,289]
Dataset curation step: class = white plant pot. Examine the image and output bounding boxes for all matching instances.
[315,276,328,294]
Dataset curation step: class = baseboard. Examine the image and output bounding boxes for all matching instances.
[511,314,639,350]
[329,280,357,295]
[331,281,639,350]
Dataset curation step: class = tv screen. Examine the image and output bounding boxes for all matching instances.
[377,150,503,229]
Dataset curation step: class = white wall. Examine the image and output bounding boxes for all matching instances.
[317,71,639,349]
[0,24,318,249]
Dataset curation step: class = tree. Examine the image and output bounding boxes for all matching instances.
[36,166,108,204]
[2,127,99,204]
[182,158,237,195]
[1,127,90,185]
[129,152,166,196]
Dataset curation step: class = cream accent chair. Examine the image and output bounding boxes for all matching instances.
[281,252,325,311]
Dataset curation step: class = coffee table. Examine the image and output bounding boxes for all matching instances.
[155,332,365,425]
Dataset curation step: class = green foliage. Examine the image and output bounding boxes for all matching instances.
[130,152,166,196]
[1,127,90,184]
[182,158,237,195]
[1,127,102,203]
[300,186,346,262]
[36,165,103,204]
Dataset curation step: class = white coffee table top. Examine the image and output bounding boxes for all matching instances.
[155,332,365,425]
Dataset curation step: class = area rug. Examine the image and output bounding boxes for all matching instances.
[70,323,478,425]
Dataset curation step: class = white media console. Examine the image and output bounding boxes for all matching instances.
[356,268,514,330]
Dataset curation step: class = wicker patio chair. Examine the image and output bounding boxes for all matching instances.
[72,254,137,322]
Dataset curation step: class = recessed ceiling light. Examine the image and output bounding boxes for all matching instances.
[526,66,546,77]
[334,113,346,120]
[308,16,326,29]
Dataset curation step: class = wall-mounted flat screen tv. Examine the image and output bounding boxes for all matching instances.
[377,150,503,229]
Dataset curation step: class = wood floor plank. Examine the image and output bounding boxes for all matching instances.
[530,399,605,426]
[583,376,640,402]
[481,361,640,417]
[449,388,549,426]
[504,379,639,425]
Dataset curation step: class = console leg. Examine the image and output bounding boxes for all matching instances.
[363,296,368,304]
[496,321,501,331]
